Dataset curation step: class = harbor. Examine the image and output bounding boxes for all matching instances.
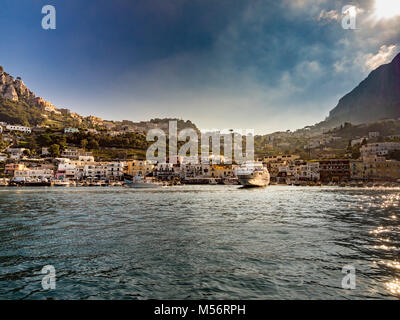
[1,184,399,299]
[1,0,400,304]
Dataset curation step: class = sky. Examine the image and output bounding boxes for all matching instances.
[0,0,399,134]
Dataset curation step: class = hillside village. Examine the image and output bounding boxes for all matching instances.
[1,117,400,186]
[2,64,400,187]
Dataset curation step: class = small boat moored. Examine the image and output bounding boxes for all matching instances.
[53,180,71,187]
[124,175,163,188]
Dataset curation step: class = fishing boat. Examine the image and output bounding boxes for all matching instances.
[236,161,270,187]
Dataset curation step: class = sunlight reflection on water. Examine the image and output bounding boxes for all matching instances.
[0,185,399,299]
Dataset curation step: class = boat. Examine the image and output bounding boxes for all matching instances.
[209,178,218,185]
[113,181,124,187]
[236,161,270,187]
[125,175,163,188]
[223,178,239,185]
[0,178,10,186]
[11,177,51,187]
[53,181,70,187]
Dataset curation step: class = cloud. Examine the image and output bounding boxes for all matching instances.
[333,45,398,74]
[31,0,399,134]
[363,45,398,71]
[318,9,340,22]
[284,0,327,10]
[111,0,400,133]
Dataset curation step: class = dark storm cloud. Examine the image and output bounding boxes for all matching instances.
[0,0,399,133]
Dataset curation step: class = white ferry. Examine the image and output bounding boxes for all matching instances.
[236,161,270,187]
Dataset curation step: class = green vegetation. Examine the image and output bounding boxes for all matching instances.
[326,121,400,140]
[0,98,44,126]
[16,130,150,160]
[65,131,149,150]
[49,144,60,157]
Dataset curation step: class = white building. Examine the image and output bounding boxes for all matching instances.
[263,155,300,163]
[368,132,380,138]
[14,168,54,179]
[180,163,211,179]
[360,142,400,157]
[61,147,93,160]
[278,164,298,177]
[6,125,31,134]
[299,162,320,181]
[106,162,124,179]
[154,162,180,179]
[277,164,299,184]
[56,162,83,180]
[108,131,124,137]
[83,164,106,179]
[7,148,27,160]
[78,155,95,162]
[82,162,124,180]
[64,127,79,134]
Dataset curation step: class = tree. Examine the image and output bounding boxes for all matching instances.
[55,135,67,148]
[38,134,52,147]
[81,139,88,149]
[347,140,352,151]
[87,139,99,150]
[28,138,38,155]
[49,144,60,157]
[351,147,361,159]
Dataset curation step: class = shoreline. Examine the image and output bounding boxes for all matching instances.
[1,182,400,188]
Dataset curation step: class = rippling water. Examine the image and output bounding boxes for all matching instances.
[0,185,399,300]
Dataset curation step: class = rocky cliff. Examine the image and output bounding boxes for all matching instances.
[0,67,58,111]
[326,52,400,127]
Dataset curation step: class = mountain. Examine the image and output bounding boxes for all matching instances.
[325,52,400,127]
[0,65,199,133]
[2,52,400,133]
[0,65,83,127]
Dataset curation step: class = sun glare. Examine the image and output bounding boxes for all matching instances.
[374,0,400,19]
